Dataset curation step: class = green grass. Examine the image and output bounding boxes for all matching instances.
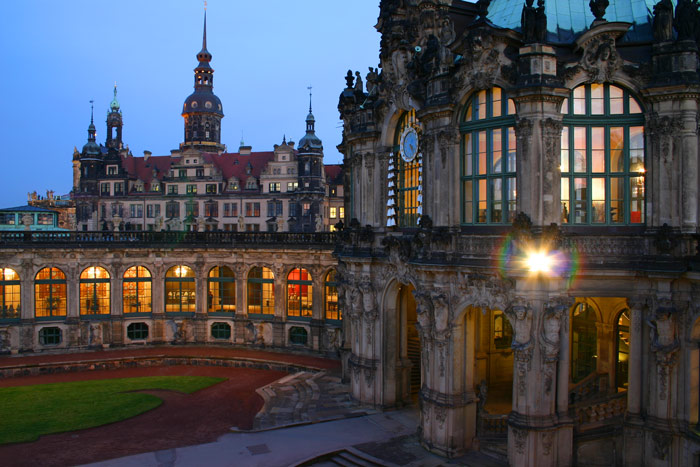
[0,375,225,444]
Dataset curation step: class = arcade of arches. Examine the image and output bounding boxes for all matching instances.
[0,246,342,353]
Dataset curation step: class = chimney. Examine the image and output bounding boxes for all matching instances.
[239,145,252,155]
[144,150,151,161]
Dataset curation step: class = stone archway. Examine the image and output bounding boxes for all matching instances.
[381,281,420,407]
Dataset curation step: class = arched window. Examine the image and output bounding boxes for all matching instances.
[461,87,517,224]
[561,83,645,224]
[493,309,513,349]
[80,266,111,315]
[389,109,422,227]
[208,266,236,313]
[165,265,196,313]
[35,267,67,317]
[123,266,152,314]
[287,268,313,318]
[0,268,20,319]
[571,302,598,383]
[247,267,274,315]
[324,270,340,321]
[615,309,630,391]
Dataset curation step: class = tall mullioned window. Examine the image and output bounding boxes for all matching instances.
[247,267,275,315]
[123,266,152,314]
[461,87,517,224]
[80,266,111,315]
[560,83,645,225]
[287,268,313,319]
[35,267,67,317]
[324,269,340,321]
[208,266,236,313]
[165,265,196,313]
[0,268,21,319]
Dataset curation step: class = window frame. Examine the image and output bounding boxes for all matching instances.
[0,268,21,320]
[165,265,196,313]
[560,83,645,226]
[35,267,67,318]
[208,266,236,314]
[247,267,275,315]
[287,268,313,320]
[79,266,111,316]
[460,87,517,225]
[123,266,152,314]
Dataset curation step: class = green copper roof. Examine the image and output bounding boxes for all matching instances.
[486,0,666,43]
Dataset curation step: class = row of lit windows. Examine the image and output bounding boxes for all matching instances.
[392,83,646,227]
[0,266,341,321]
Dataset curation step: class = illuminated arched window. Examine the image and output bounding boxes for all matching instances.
[324,270,340,321]
[389,109,422,227]
[35,267,67,317]
[461,87,517,224]
[208,266,236,313]
[123,266,152,314]
[615,309,630,391]
[80,266,111,315]
[165,265,196,313]
[561,83,645,224]
[493,309,513,349]
[571,302,598,383]
[0,268,21,319]
[287,268,313,318]
[247,267,274,315]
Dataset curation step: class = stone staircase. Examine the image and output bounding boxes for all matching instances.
[292,447,396,466]
[250,370,374,431]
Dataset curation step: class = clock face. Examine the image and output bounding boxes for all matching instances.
[400,127,419,162]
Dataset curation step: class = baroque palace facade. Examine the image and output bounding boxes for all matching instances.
[336,0,700,466]
[0,17,345,372]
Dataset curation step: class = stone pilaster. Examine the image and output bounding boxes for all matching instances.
[506,285,573,467]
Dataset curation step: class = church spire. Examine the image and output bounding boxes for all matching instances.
[181,6,224,150]
[88,100,96,142]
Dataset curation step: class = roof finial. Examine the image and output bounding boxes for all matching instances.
[283,134,287,144]
[308,85,313,113]
[90,100,94,124]
[202,4,208,50]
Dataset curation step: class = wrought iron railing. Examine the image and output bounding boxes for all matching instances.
[0,231,336,249]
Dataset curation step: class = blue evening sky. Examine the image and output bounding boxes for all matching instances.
[0,1,381,207]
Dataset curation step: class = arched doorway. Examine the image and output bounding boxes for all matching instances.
[398,284,420,398]
[615,309,630,391]
[384,282,421,407]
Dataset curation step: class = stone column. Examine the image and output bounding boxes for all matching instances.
[507,284,573,467]
[415,288,478,457]
[680,102,698,231]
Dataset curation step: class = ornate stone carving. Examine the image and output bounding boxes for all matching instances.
[507,299,534,396]
[647,299,680,400]
[512,427,528,454]
[652,431,671,460]
[581,35,621,83]
[515,118,533,162]
[542,431,553,456]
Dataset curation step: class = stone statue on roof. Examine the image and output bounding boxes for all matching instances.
[653,0,674,42]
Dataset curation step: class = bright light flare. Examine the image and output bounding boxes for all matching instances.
[526,250,554,274]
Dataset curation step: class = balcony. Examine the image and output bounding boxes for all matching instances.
[0,231,336,250]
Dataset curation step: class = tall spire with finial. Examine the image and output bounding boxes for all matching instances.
[299,86,322,150]
[181,1,224,150]
[110,82,120,111]
[308,85,313,113]
[88,100,96,141]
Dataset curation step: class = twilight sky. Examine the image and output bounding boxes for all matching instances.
[0,1,381,207]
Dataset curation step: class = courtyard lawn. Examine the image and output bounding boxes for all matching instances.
[0,375,225,444]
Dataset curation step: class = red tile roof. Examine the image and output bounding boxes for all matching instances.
[324,164,343,184]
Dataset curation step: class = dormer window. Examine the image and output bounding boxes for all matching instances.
[246,179,257,190]
[107,166,117,175]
